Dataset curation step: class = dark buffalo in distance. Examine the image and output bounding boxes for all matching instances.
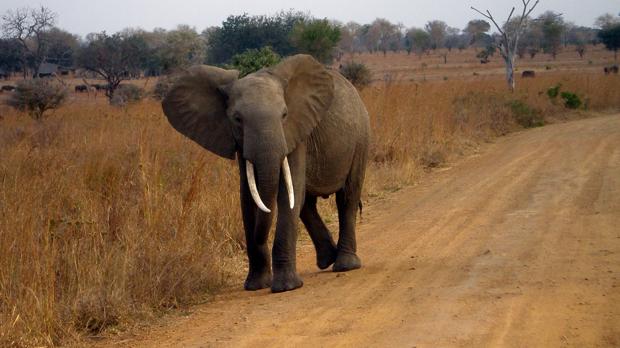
[522,70,536,78]
[604,65,619,74]
[75,85,88,92]
[1,85,15,92]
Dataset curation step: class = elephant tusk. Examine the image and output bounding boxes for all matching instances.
[246,160,271,213]
[282,157,295,210]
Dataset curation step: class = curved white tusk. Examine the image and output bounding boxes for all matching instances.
[246,160,271,213]
[282,157,295,209]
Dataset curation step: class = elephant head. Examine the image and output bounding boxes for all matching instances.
[162,55,335,213]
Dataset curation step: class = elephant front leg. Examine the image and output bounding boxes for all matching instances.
[239,159,272,291]
[300,195,338,270]
[271,151,305,293]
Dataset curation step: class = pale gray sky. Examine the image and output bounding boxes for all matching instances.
[1,0,618,37]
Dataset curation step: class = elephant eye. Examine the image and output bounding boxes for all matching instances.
[282,111,288,120]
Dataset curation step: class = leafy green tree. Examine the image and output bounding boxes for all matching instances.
[290,19,341,63]
[228,46,281,77]
[598,24,620,60]
[205,11,307,64]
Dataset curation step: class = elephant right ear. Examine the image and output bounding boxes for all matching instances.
[162,65,239,159]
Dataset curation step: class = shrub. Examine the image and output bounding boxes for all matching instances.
[290,19,341,64]
[228,46,281,77]
[111,84,143,106]
[7,79,68,120]
[509,100,544,128]
[547,84,561,99]
[339,61,372,89]
[560,92,582,109]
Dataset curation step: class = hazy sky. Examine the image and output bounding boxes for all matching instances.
[1,0,618,36]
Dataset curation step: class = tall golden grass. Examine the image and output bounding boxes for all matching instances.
[0,72,619,346]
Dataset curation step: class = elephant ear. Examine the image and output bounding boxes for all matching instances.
[162,65,239,159]
[269,54,334,152]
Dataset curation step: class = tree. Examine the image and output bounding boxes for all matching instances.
[406,28,432,56]
[538,11,565,59]
[8,78,67,120]
[1,6,57,78]
[41,27,79,67]
[338,21,359,55]
[444,27,462,51]
[366,18,400,56]
[157,25,205,72]
[464,19,491,45]
[595,13,620,30]
[0,38,23,75]
[425,20,448,49]
[290,19,341,63]
[471,0,541,92]
[598,24,620,60]
[228,46,281,77]
[205,11,307,64]
[77,32,148,101]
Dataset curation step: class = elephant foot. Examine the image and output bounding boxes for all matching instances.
[244,271,272,291]
[271,271,303,293]
[316,245,338,270]
[333,252,361,272]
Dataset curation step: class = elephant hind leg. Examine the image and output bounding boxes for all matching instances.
[300,195,338,270]
[333,148,366,272]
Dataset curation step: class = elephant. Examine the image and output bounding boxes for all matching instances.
[162,54,370,293]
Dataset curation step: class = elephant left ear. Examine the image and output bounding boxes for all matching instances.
[269,54,334,152]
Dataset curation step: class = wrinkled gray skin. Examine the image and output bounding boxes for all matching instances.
[162,55,369,293]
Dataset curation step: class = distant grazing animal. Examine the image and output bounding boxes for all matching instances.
[604,65,619,74]
[522,70,536,78]
[75,85,88,92]
[1,85,15,92]
[480,59,489,64]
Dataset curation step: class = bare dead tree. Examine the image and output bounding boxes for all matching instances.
[1,6,57,79]
[471,0,540,92]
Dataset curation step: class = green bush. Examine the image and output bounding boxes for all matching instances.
[339,61,372,89]
[560,92,582,109]
[509,100,544,128]
[111,84,143,106]
[228,46,281,77]
[7,78,68,120]
[547,84,561,99]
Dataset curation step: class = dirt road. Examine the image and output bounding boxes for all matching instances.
[122,115,620,347]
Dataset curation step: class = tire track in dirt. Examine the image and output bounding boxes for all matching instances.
[113,114,620,348]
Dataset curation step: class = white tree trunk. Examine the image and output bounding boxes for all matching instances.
[504,55,516,92]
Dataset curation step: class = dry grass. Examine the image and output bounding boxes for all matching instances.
[0,69,619,346]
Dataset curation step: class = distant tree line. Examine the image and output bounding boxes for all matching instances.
[1,6,619,86]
